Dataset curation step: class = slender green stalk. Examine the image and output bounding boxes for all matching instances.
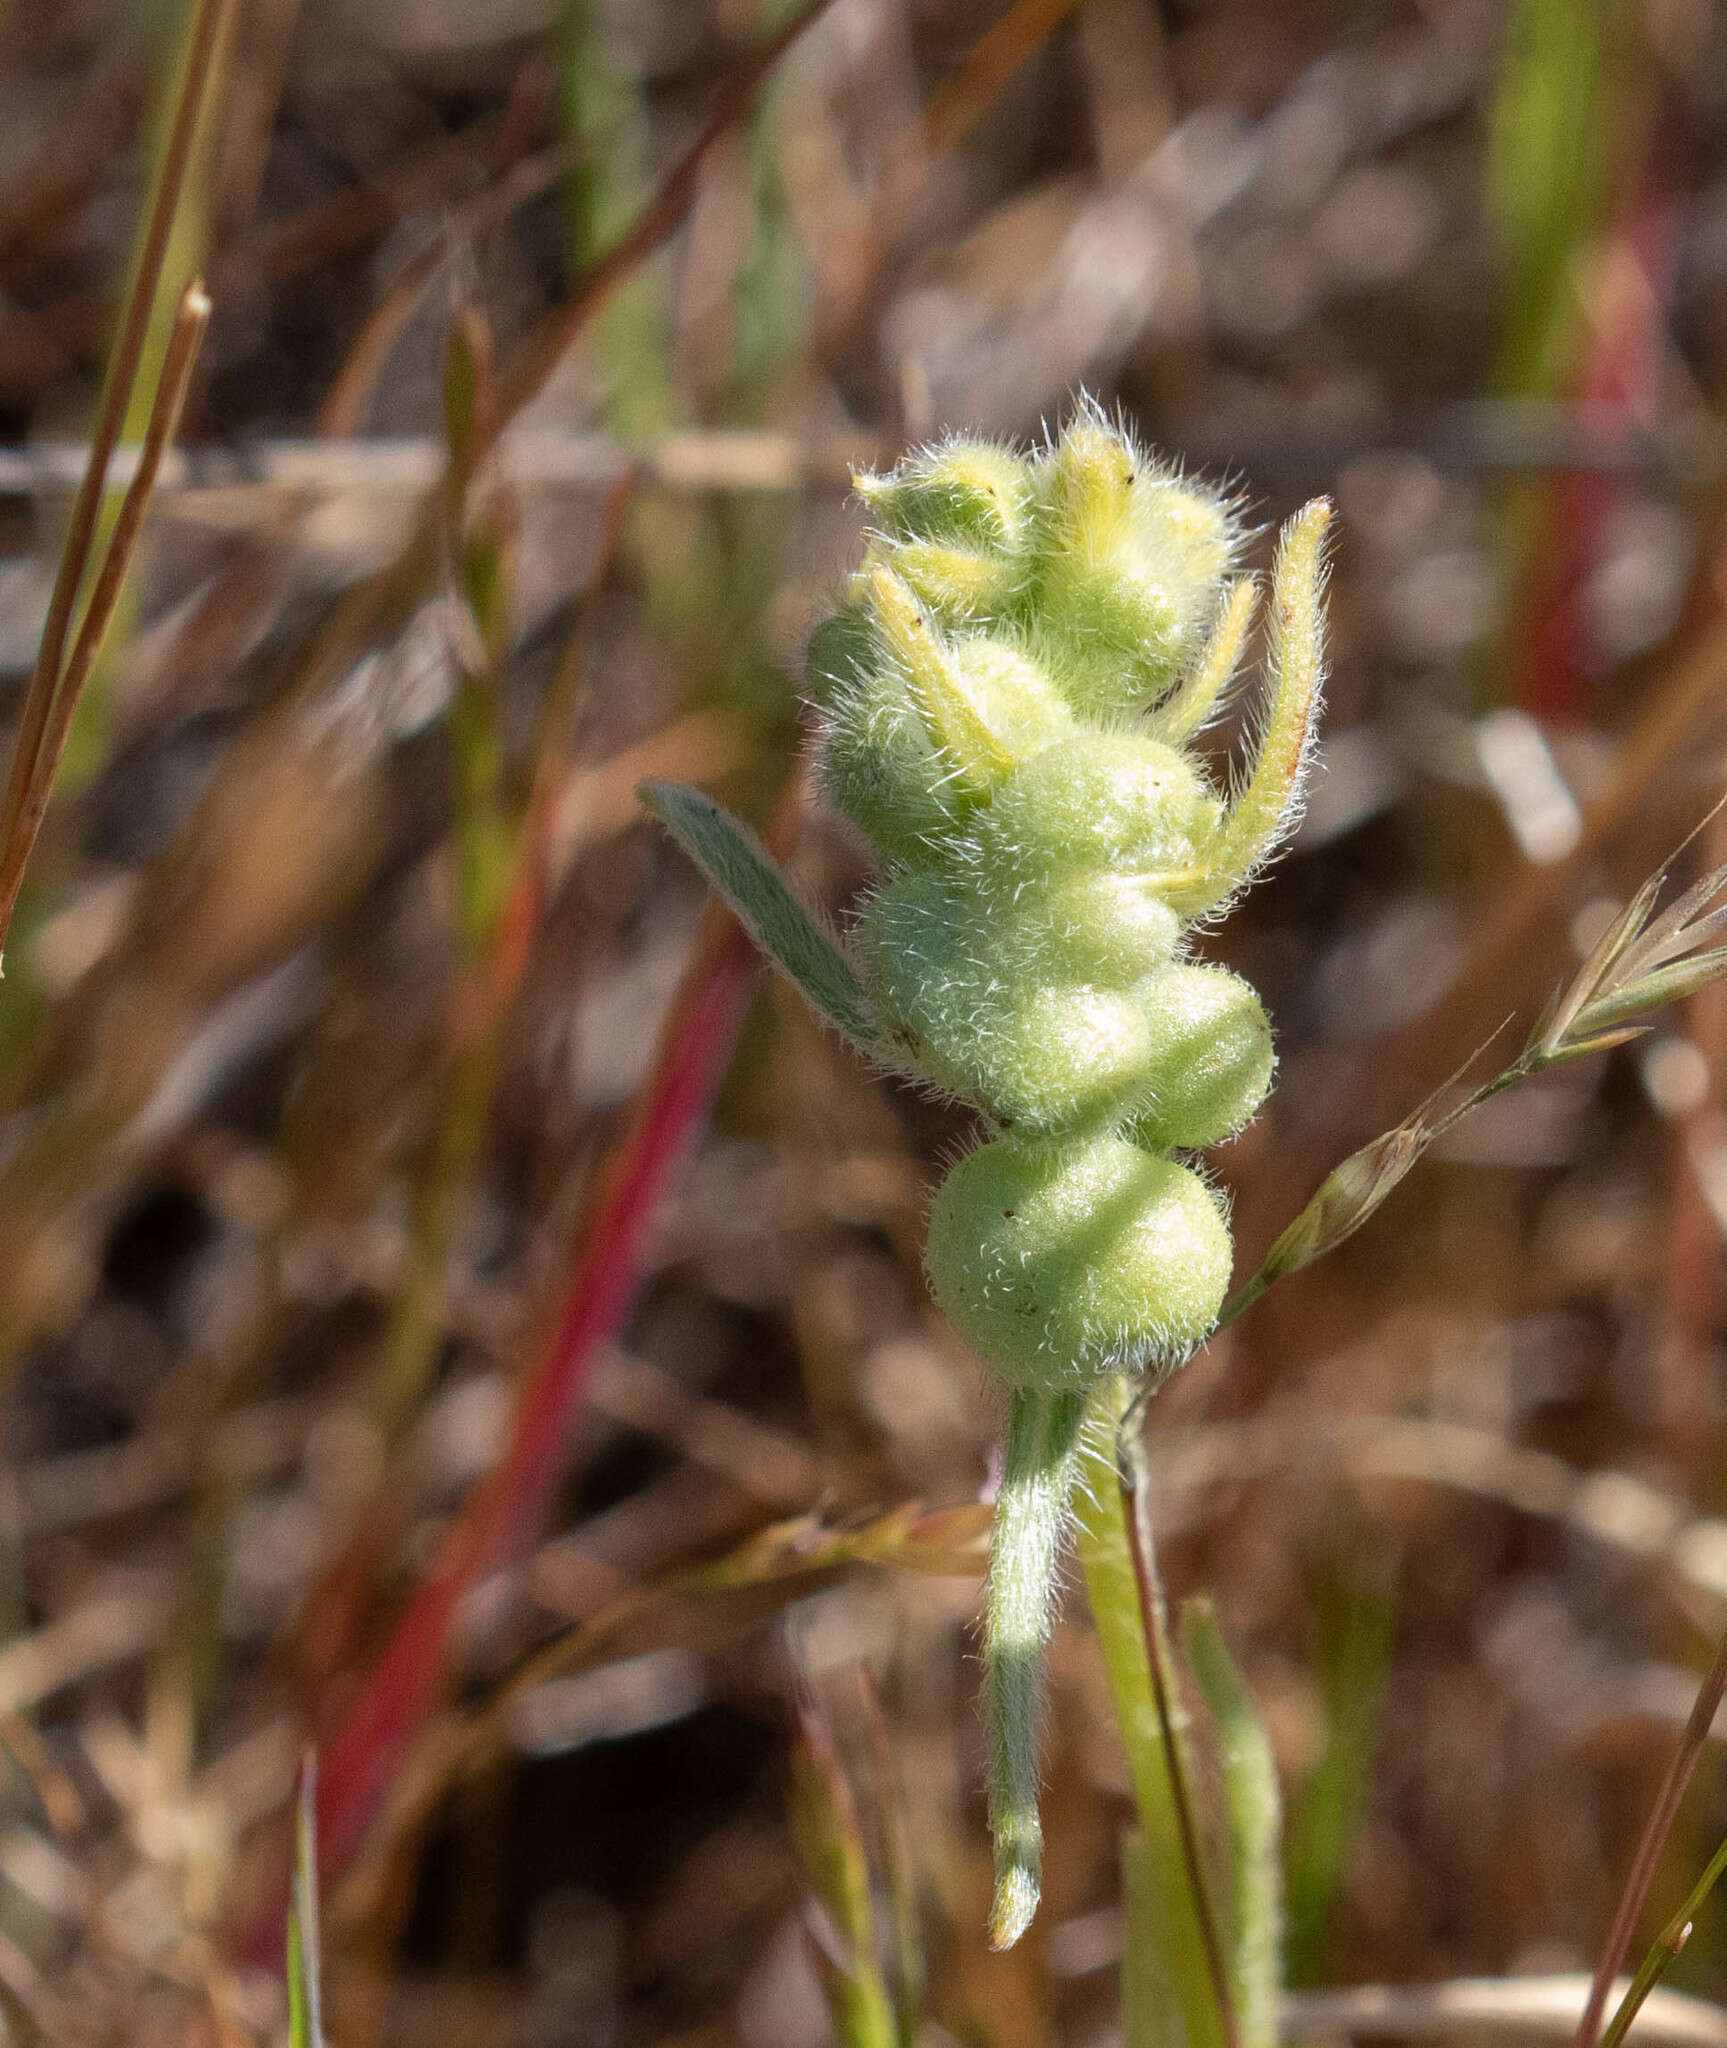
[1598,1835,1727,2048]
[1182,1599,1284,2048]
[791,1698,899,2048]
[287,1753,326,2048]
[985,1384,1087,1948]
[1282,1536,1397,1987]
[1074,1381,1231,2048]
[856,1667,925,2046]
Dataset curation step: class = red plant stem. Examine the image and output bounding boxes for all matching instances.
[308,900,764,1889]
[1574,1620,1727,2048]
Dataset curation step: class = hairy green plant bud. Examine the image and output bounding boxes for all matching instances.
[855,438,1033,554]
[652,407,1330,1950]
[809,419,1328,1946]
[1026,418,1240,716]
[816,599,1074,858]
[925,1131,1234,1388]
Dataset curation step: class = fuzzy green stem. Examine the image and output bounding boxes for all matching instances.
[985,1384,1087,1949]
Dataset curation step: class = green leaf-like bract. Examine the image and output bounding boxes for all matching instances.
[639,779,881,1050]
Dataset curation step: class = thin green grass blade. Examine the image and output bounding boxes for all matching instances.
[1121,1826,1186,2048]
[1182,1599,1284,2048]
[640,779,882,1049]
[790,1701,899,2048]
[1074,1383,1229,2048]
[1283,1534,1397,1986]
[287,1753,325,2048]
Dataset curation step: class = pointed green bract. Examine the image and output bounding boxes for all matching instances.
[1180,500,1331,915]
[1152,577,1255,746]
[638,780,881,1049]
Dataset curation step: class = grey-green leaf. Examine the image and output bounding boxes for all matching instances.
[640,780,881,1049]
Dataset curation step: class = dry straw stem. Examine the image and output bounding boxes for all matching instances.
[0,0,236,966]
[0,406,1705,513]
[0,280,210,963]
[1575,1627,1727,2048]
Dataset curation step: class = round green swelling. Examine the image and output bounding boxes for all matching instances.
[924,974,1162,1133]
[861,865,1185,1131]
[1123,961,1274,1149]
[860,862,1179,1012]
[804,605,876,710]
[1029,870,1184,980]
[925,1132,1233,1390]
[966,732,1222,890]
[819,634,1074,860]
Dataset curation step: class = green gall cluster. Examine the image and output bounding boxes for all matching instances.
[811,410,1330,1396]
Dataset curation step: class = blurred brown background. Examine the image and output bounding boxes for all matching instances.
[4,0,1727,2043]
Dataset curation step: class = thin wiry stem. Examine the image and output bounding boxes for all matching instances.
[1575,1623,1727,2048]
[1597,1835,1727,2048]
